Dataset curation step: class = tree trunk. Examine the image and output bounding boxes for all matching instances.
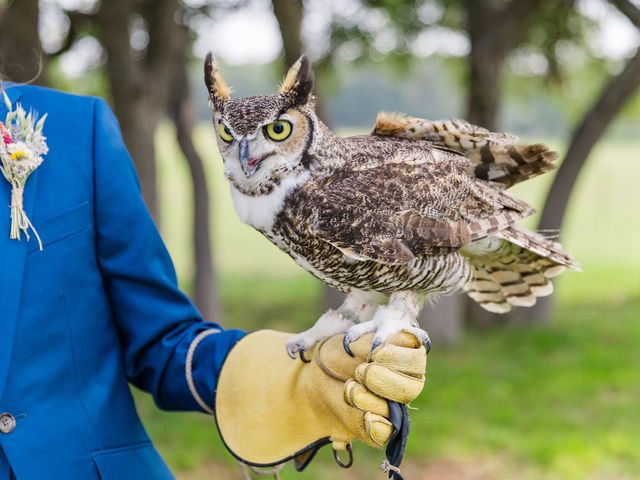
[94,0,159,219]
[169,25,220,322]
[467,46,502,130]
[271,0,304,68]
[94,0,180,222]
[0,0,46,84]
[467,19,502,127]
[515,46,640,322]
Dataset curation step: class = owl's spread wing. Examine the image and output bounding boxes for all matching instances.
[308,159,534,265]
[372,112,558,187]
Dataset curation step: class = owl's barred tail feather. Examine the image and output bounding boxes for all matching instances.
[373,112,558,188]
[461,227,579,313]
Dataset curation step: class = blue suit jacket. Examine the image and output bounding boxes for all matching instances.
[0,84,245,479]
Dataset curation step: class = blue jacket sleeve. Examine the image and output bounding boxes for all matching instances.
[92,98,246,412]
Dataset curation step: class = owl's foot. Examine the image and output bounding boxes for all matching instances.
[374,325,430,353]
[343,292,430,355]
[286,309,354,360]
[343,320,430,355]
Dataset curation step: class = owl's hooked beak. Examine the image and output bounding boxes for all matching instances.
[239,138,257,177]
[239,138,270,178]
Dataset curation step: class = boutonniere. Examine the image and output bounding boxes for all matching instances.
[0,90,48,251]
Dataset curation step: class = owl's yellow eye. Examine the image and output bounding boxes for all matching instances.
[218,123,234,143]
[264,120,292,142]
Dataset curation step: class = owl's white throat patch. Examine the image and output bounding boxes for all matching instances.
[230,171,310,232]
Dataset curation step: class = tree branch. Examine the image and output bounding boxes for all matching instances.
[539,46,640,232]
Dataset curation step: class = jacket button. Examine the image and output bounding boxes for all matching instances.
[0,413,16,434]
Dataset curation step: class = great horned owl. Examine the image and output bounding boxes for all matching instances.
[204,54,578,359]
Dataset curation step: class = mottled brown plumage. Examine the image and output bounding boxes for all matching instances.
[373,112,558,188]
[204,54,578,356]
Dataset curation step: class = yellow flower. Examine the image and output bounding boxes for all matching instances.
[10,150,26,161]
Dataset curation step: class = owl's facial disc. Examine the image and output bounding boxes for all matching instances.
[216,106,311,195]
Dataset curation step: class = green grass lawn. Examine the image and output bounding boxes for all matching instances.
[134,126,640,479]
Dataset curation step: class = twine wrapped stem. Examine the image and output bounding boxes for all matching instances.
[10,184,42,250]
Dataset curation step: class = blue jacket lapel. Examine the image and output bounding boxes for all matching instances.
[0,87,40,395]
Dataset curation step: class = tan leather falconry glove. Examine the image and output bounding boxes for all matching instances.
[215,330,427,478]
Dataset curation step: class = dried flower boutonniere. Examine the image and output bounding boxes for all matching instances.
[0,90,48,251]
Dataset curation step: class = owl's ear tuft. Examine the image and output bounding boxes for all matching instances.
[204,53,231,110]
[279,55,314,106]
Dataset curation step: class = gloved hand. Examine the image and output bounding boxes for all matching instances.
[214,330,427,476]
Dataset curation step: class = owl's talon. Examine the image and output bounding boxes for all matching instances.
[286,337,314,360]
[286,346,298,360]
[299,350,311,363]
[343,335,355,357]
[370,338,382,353]
[424,335,432,354]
